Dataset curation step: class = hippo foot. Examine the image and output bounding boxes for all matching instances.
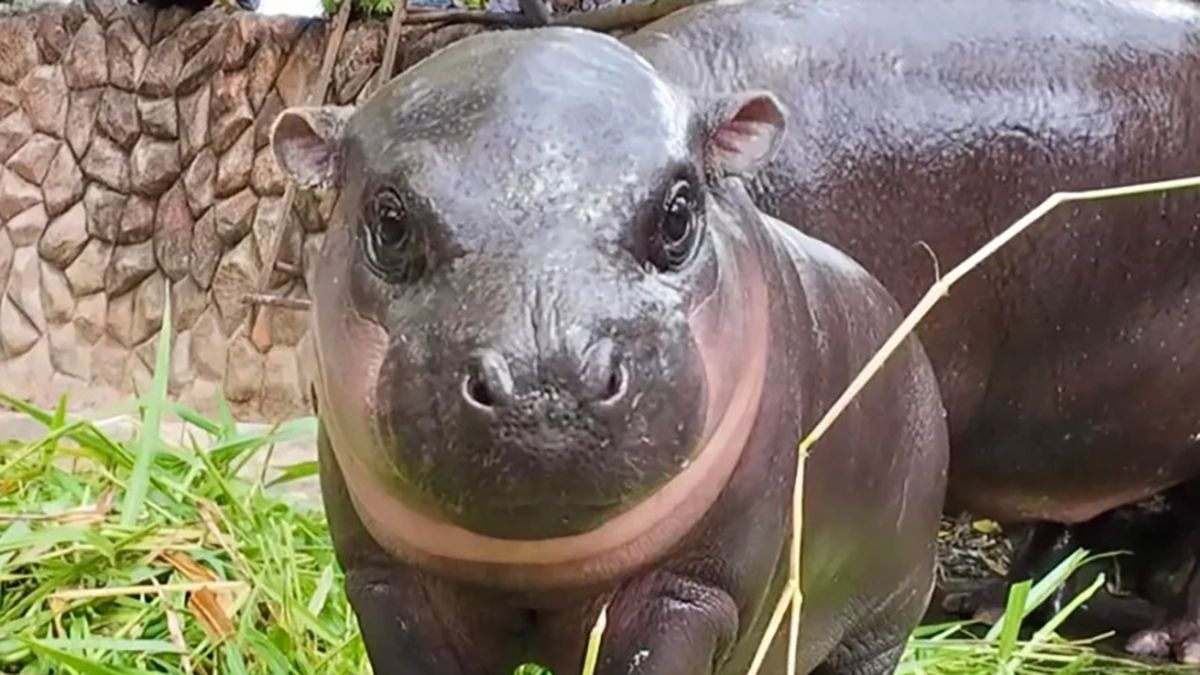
[1126,621,1200,664]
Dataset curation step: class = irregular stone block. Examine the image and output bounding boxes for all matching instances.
[276,26,321,108]
[81,135,130,192]
[0,110,34,163]
[267,287,309,348]
[219,18,255,72]
[8,248,45,332]
[190,307,226,378]
[106,19,148,92]
[39,201,89,269]
[217,126,253,197]
[120,195,156,244]
[169,327,193,395]
[131,272,166,346]
[252,89,283,150]
[138,97,177,139]
[126,5,155,45]
[105,240,156,296]
[250,148,286,197]
[8,203,48,248]
[1,335,52,392]
[48,321,89,379]
[211,232,258,333]
[261,346,304,421]
[211,69,252,155]
[92,335,128,389]
[0,295,40,357]
[224,335,263,403]
[39,260,75,325]
[7,134,59,184]
[0,83,18,119]
[178,82,209,165]
[0,230,12,296]
[18,66,68,137]
[64,19,108,90]
[42,144,84,217]
[139,38,183,98]
[104,285,135,347]
[0,18,39,86]
[130,136,180,197]
[83,183,127,241]
[83,0,123,25]
[171,273,207,331]
[190,208,221,289]
[247,39,283,112]
[248,147,285,196]
[65,238,112,296]
[151,6,190,44]
[73,291,107,343]
[97,87,139,150]
[175,14,222,60]
[183,147,215,216]
[66,87,102,158]
[35,13,72,65]
[0,169,42,220]
[154,180,192,281]
[216,189,257,245]
[332,23,383,106]
[252,194,284,256]
[178,27,226,96]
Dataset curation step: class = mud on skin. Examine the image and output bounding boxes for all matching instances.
[619,0,1200,662]
[270,20,948,675]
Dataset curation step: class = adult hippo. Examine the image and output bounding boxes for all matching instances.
[269,21,948,675]
[620,0,1200,661]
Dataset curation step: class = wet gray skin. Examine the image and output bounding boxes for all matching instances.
[622,0,1200,662]
[271,21,948,675]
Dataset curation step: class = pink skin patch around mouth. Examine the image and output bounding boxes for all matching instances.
[316,237,772,590]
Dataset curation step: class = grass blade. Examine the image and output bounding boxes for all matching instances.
[119,279,173,528]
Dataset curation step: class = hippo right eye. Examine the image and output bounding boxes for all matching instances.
[363,189,420,280]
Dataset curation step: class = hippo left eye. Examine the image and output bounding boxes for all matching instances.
[363,189,422,281]
[651,179,700,271]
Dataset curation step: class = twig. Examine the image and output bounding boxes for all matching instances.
[750,172,1200,669]
[372,0,410,95]
[51,580,248,601]
[250,0,351,328]
[243,293,312,311]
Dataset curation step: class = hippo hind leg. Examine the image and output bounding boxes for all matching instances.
[1125,482,1200,664]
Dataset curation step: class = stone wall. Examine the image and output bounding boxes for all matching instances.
[0,0,484,421]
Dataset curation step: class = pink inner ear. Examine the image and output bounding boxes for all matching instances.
[710,96,784,172]
[276,113,336,186]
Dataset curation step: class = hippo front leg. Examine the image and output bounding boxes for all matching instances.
[317,428,518,675]
[571,573,739,675]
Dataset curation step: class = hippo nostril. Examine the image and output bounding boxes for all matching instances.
[463,349,514,410]
[602,363,629,404]
[581,338,628,406]
[466,374,494,407]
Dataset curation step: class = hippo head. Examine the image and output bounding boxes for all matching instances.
[271,27,785,587]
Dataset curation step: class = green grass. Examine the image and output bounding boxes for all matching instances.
[0,314,1194,674]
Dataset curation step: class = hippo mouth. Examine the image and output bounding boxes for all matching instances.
[316,247,771,590]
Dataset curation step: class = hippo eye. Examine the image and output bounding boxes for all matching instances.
[363,189,420,280]
[650,178,700,272]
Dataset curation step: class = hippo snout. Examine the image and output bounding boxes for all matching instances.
[462,338,628,412]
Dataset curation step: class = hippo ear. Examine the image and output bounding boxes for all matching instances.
[270,105,353,189]
[702,91,787,177]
